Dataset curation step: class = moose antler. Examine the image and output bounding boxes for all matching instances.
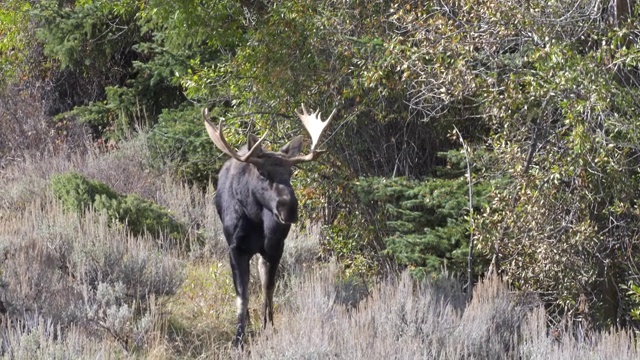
[296,103,336,152]
[202,108,268,163]
[289,103,336,164]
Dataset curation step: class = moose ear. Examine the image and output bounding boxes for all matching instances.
[246,134,263,156]
[280,135,304,157]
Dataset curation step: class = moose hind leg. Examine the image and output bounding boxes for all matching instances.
[258,255,280,328]
[229,249,251,346]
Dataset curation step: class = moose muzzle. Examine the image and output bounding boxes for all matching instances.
[275,189,299,224]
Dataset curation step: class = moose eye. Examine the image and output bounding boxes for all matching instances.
[259,171,269,179]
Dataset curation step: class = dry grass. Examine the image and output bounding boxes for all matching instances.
[157,261,237,358]
[1,316,127,360]
[0,193,184,351]
[0,134,639,359]
[245,271,640,360]
[0,82,91,173]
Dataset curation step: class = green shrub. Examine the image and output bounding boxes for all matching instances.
[51,172,190,243]
[355,150,491,278]
[148,107,224,186]
[50,172,118,213]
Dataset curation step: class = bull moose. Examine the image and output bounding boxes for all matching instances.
[202,104,336,346]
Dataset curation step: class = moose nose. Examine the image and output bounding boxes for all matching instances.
[275,193,298,224]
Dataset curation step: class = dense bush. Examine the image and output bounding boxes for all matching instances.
[51,172,117,212]
[28,0,189,139]
[355,150,492,277]
[0,1,32,87]
[147,107,224,186]
[51,172,191,243]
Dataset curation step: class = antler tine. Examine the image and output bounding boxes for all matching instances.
[290,103,337,164]
[295,103,336,152]
[202,108,267,163]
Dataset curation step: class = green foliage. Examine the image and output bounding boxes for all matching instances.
[355,150,490,277]
[147,107,225,186]
[32,0,248,141]
[51,172,190,242]
[35,0,140,70]
[32,0,187,139]
[324,209,382,280]
[622,282,640,323]
[51,171,118,213]
[0,0,32,86]
[291,163,387,279]
[138,0,245,52]
[467,9,640,325]
[93,193,186,241]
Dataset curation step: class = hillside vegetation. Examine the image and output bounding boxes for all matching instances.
[0,140,636,358]
[2,0,640,358]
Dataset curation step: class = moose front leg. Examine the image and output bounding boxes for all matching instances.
[258,253,281,328]
[229,249,251,347]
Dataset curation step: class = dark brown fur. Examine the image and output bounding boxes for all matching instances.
[215,136,303,346]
